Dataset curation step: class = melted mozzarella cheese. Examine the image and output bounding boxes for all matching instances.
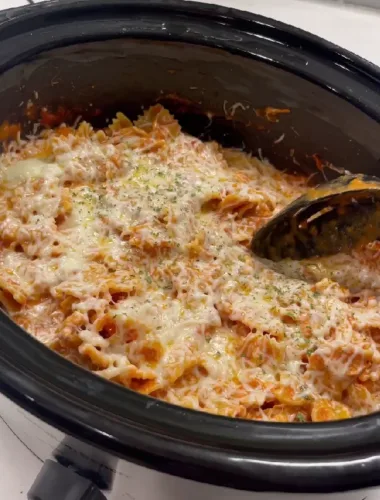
[0,108,379,422]
[1,158,62,185]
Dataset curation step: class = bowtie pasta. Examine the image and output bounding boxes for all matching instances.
[1,105,380,422]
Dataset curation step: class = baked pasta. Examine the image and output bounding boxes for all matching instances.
[1,104,380,422]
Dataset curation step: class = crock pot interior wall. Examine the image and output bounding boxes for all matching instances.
[1,38,380,178]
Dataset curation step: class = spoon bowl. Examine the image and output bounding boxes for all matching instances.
[251,174,380,261]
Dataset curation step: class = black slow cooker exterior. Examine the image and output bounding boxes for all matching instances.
[1,0,380,494]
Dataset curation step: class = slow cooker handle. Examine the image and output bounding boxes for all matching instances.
[28,460,107,500]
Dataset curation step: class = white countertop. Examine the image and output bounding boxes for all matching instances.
[1,0,380,498]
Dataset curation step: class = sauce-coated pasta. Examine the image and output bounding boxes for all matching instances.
[1,105,380,422]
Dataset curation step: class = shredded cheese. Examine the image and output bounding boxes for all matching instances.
[0,105,379,422]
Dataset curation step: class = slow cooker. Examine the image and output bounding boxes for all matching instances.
[1,1,380,498]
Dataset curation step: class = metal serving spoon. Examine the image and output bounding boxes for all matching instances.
[251,174,380,261]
